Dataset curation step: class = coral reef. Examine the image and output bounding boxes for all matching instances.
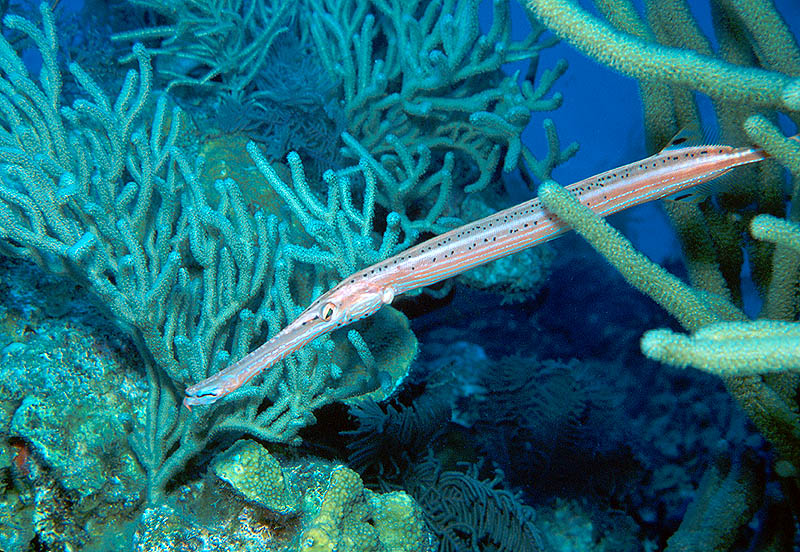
[8,0,795,548]
[0,258,145,551]
[343,380,547,552]
[134,440,434,552]
[0,2,420,503]
[0,0,573,548]
[212,440,299,513]
[528,0,800,547]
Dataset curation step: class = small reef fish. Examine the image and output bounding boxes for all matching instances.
[183,132,775,408]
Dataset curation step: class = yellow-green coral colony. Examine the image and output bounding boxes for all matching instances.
[212,440,298,514]
[211,441,433,552]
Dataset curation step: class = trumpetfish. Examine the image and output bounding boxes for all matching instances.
[183,131,777,408]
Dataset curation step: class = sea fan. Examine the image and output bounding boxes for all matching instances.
[343,390,450,479]
[472,355,632,498]
[402,453,545,552]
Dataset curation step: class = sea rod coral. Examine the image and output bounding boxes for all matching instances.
[527,0,800,547]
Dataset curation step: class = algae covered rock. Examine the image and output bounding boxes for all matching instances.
[10,394,143,507]
[1,299,145,514]
[0,263,147,551]
[133,498,295,551]
[132,504,203,552]
[0,497,34,552]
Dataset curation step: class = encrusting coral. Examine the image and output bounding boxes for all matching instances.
[134,439,434,552]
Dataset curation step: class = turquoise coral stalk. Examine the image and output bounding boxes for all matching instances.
[0,3,420,502]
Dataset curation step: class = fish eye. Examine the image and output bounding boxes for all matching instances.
[321,302,337,321]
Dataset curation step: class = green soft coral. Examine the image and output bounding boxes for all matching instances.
[307,0,577,193]
[525,0,800,109]
[641,320,800,374]
[527,0,800,544]
[0,3,419,504]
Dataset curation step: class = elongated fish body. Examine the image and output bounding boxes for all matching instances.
[183,138,769,408]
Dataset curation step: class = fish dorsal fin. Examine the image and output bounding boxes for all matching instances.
[659,125,740,203]
[658,125,720,153]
